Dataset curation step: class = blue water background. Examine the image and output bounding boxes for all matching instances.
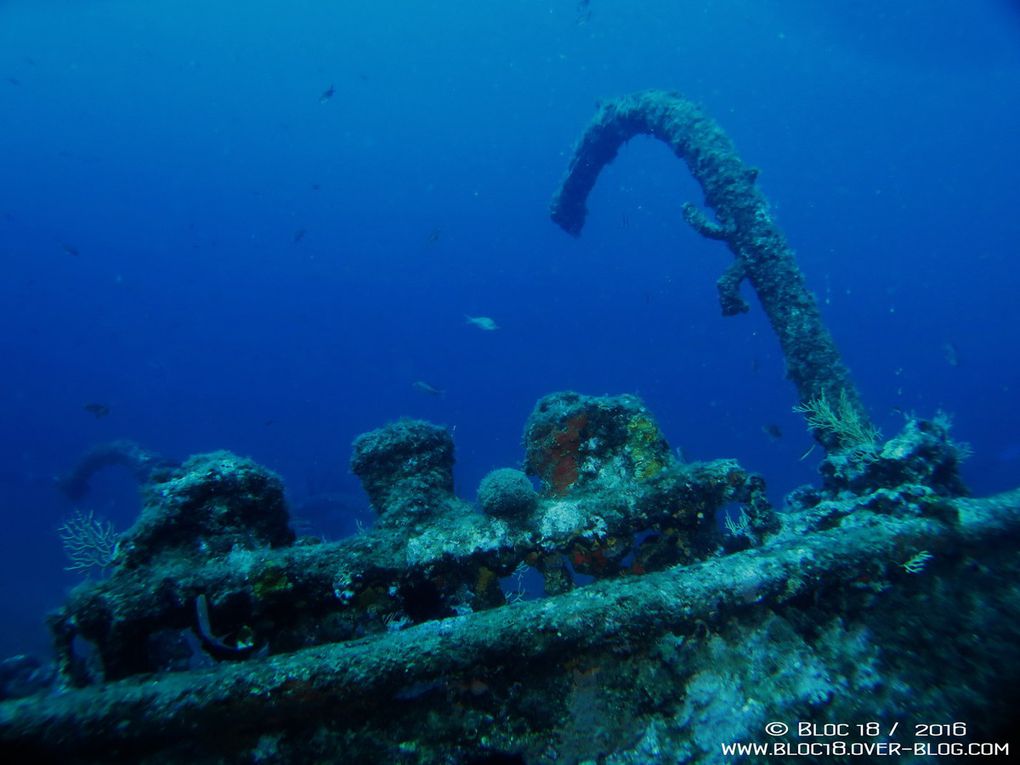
[1,0,1019,657]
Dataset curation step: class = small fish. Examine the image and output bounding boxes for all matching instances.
[320,84,334,103]
[394,680,442,701]
[412,380,445,397]
[762,423,783,441]
[293,228,306,244]
[195,594,258,657]
[311,183,321,191]
[942,342,960,368]
[426,227,441,245]
[61,242,79,257]
[576,0,593,24]
[5,77,20,86]
[84,403,110,418]
[465,315,499,331]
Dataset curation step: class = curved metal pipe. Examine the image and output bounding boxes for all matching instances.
[551,90,870,448]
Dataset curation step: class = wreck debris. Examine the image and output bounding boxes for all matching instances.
[350,419,458,524]
[550,90,869,448]
[3,469,1018,758]
[56,439,176,501]
[118,450,294,568]
[43,394,767,687]
[525,391,672,495]
[3,393,1018,761]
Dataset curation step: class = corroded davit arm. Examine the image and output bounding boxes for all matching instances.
[551,90,868,444]
[56,440,176,500]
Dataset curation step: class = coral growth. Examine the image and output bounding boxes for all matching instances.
[523,391,672,497]
[57,509,119,576]
[625,415,667,480]
[548,412,588,494]
[818,410,969,497]
[794,389,881,450]
[477,468,538,519]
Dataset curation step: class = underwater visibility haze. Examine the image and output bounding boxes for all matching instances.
[1,1,1020,762]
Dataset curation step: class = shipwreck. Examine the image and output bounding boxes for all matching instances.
[2,91,1017,764]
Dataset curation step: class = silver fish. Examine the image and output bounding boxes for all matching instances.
[465,315,499,331]
[412,381,444,397]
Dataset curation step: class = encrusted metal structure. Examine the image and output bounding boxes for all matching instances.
[551,90,869,446]
[3,392,1018,763]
